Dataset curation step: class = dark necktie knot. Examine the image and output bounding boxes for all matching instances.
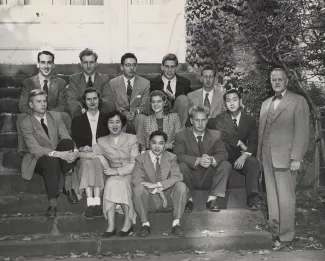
[43,80,49,95]
[155,156,162,182]
[233,118,238,131]
[41,118,49,137]
[204,92,211,108]
[87,76,93,87]
[166,80,173,95]
[197,135,204,156]
[127,80,133,104]
[197,135,202,141]
[272,93,282,101]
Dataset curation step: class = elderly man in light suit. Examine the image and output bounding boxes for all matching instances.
[20,89,79,218]
[257,68,310,249]
[103,53,150,152]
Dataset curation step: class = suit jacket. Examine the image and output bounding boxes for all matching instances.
[144,112,182,150]
[173,127,228,169]
[257,90,310,168]
[187,87,225,118]
[132,150,183,190]
[71,112,109,148]
[209,110,258,161]
[149,74,192,100]
[67,72,110,105]
[19,75,67,114]
[103,75,150,114]
[20,111,72,180]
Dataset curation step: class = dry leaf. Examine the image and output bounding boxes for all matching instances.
[195,250,207,255]
[22,237,31,241]
[197,258,210,260]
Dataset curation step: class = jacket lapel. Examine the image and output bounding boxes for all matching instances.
[202,130,212,154]
[160,151,171,180]
[93,73,100,90]
[117,76,128,104]
[82,113,92,138]
[260,98,272,133]
[143,152,156,183]
[210,88,223,115]
[31,113,51,144]
[272,91,292,121]
[47,76,58,102]
[46,112,56,144]
[188,128,200,156]
[130,76,142,106]
[32,75,41,90]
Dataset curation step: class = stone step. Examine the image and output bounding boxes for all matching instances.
[0,230,272,258]
[0,113,18,133]
[0,99,19,113]
[0,151,21,172]
[0,87,21,99]
[0,132,17,148]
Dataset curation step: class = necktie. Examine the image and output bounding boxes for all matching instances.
[87,76,93,88]
[272,93,282,101]
[155,156,162,182]
[233,118,238,132]
[204,93,210,108]
[166,80,173,95]
[43,80,48,95]
[41,118,49,137]
[127,80,132,104]
[197,136,204,157]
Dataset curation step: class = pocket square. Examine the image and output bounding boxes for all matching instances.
[136,95,142,98]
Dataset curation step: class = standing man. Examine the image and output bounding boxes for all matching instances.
[150,53,192,126]
[257,68,310,249]
[20,90,79,218]
[17,50,71,156]
[132,130,188,237]
[208,89,259,210]
[67,48,115,119]
[103,53,149,151]
[174,105,232,212]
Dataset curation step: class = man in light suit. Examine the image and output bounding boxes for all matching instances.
[187,65,225,124]
[174,105,232,212]
[149,53,192,126]
[20,89,79,218]
[17,50,71,156]
[257,68,310,248]
[103,53,150,151]
[132,130,188,238]
[66,48,115,119]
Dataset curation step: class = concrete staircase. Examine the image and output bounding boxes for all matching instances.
[0,64,271,258]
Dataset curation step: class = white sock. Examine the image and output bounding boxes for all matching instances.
[86,197,94,206]
[172,219,180,227]
[94,197,101,206]
[188,197,193,202]
[207,195,217,202]
[142,221,150,227]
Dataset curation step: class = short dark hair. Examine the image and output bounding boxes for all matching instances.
[106,110,127,128]
[149,130,168,143]
[121,53,137,65]
[223,88,241,102]
[201,65,216,76]
[162,53,178,66]
[79,48,98,62]
[82,87,102,107]
[37,51,55,63]
[28,89,47,103]
[149,90,172,115]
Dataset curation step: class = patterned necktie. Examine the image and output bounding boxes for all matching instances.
[197,135,204,157]
[155,156,162,182]
[233,118,238,132]
[272,93,282,101]
[127,80,132,104]
[43,80,48,95]
[87,76,93,88]
[41,118,49,137]
[204,93,210,108]
[166,80,173,94]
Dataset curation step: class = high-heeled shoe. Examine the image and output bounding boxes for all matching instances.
[102,228,116,238]
[116,226,133,237]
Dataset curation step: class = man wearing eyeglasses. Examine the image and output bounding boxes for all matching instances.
[103,53,150,152]
[67,48,116,119]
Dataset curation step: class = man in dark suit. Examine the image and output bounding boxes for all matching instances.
[20,89,80,218]
[67,48,115,119]
[103,53,150,151]
[149,53,192,126]
[132,130,188,237]
[207,89,259,210]
[17,50,71,156]
[174,105,232,212]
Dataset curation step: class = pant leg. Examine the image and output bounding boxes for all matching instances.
[67,101,83,119]
[240,156,260,196]
[173,95,191,127]
[59,112,72,134]
[133,113,146,146]
[56,138,75,173]
[34,156,61,199]
[178,162,198,198]
[16,113,29,156]
[165,182,188,220]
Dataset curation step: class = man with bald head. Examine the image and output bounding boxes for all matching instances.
[257,68,310,249]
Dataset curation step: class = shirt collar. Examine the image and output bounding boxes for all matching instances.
[38,73,49,85]
[34,113,47,124]
[84,73,96,82]
[202,87,214,95]
[123,76,135,87]
[193,131,205,140]
[149,150,162,163]
[86,110,100,121]
[231,111,241,122]
[162,75,176,84]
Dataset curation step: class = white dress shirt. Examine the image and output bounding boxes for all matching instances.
[84,73,95,83]
[86,111,99,146]
[162,75,176,97]
[123,76,135,91]
[34,113,48,126]
[274,90,286,110]
[231,111,241,126]
[202,89,214,105]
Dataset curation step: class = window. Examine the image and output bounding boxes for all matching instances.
[0,0,103,5]
[131,0,167,5]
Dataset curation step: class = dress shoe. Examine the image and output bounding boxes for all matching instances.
[117,226,133,237]
[63,188,78,204]
[206,199,220,212]
[46,206,57,219]
[172,225,184,237]
[84,206,95,219]
[185,200,193,212]
[138,225,150,237]
[93,205,103,217]
[102,229,116,238]
[246,193,259,211]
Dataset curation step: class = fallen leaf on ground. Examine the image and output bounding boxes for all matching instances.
[195,250,207,255]
[197,258,210,260]
[32,235,42,240]
[135,250,146,257]
[311,208,318,211]
[255,225,262,230]
[11,213,22,217]
[181,259,191,261]
[202,230,212,234]
[112,254,123,259]
[162,233,169,236]
[22,237,31,241]
[70,234,80,240]
[0,236,14,241]
[218,230,225,233]
[259,250,270,255]
[102,252,112,256]
[153,251,160,256]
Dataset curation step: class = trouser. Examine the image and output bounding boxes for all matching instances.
[179,161,231,198]
[133,182,188,223]
[34,139,74,200]
[125,113,146,146]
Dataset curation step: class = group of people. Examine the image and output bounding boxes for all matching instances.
[16,48,310,249]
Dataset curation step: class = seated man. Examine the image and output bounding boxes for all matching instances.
[17,50,71,156]
[132,130,188,238]
[150,53,192,126]
[208,89,259,210]
[67,48,115,119]
[103,53,149,151]
[187,65,225,124]
[174,105,232,212]
[20,89,79,218]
